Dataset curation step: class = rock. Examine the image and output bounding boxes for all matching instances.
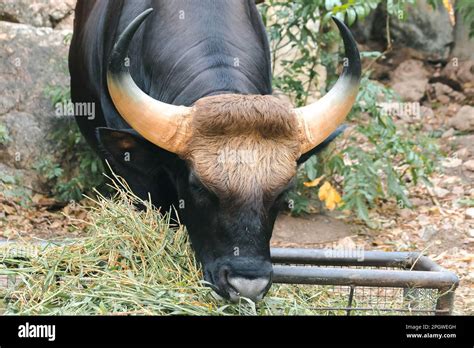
[1,112,47,169]
[0,21,72,192]
[352,1,453,61]
[468,229,474,238]
[390,59,429,83]
[0,0,76,29]
[441,60,459,82]
[436,104,463,121]
[444,176,461,185]
[432,82,453,96]
[437,95,450,104]
[441,157,462,168]
[463,160,474,172]
[417,214,430,226]
[466,208,474,220]
[410,197,431,206]
[442,60,474,84]
[420,226,438,241]
[54,14,74,30]
[457,60,474,84]
[441,128,455,138]
[391,80,427,102]
[420,106,434,119]
[398,208,412,219]
[450,106,474,132]
[447,103,462,116]
[454,148,470,160]
[449,92,464,103]
[390,60,429,102]
[389,1,453,61]
[433,187,450,199]
[428,82,466,104]
[451,186,464,196]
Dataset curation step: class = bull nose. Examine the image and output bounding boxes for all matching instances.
[226,276,271,302]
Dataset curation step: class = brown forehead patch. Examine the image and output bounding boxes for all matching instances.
[183,94,301,202]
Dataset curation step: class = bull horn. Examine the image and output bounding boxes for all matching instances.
[295,17,361,154]
[107,8,192,155]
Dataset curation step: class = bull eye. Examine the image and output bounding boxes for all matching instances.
[191,181,206,194]
[189,172,205,192]
[188,172,217,203]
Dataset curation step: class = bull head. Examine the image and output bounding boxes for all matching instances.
[105,8,360,302]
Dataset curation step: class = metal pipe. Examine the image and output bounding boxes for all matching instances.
[412,255,445,272]
[271,247,419,268]
[272,265,459,289]
[436,286,457,315]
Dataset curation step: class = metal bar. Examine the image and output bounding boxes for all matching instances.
[412,255,445,272]
[435,286,457,316]
[272,265,459,289]
[346,285,355,316]
[271,248,419,268]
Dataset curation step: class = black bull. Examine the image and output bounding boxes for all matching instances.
[69,0,360,301]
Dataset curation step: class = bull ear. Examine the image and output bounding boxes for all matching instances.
[96,127,175,174]
[297,125,347,165]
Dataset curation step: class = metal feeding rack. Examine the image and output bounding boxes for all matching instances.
[271,248,459,315]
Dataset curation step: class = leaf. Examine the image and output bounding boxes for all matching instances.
[355,195,370,222]
[303,175,325,188]
[1,203,16,215]
[346,7,356,25]
[318,181,342,210]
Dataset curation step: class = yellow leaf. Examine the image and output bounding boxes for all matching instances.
[318,182,331,201]
[303,175,325,188]
[318,181,342,211]
[442,0,455,25]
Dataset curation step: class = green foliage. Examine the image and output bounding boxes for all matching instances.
[323,0,381,25]
[458,198,474,207]
[259,0,385,106]
[36,86,104,202]
[0,173,32,206]
[45,84,70,107]
[290,78,439,226]
[260,1,439,225]
[385,0,416,19]
[0,122,10,145]
[456,0,474,38]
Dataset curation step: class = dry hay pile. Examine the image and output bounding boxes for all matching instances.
[0,180,347,315]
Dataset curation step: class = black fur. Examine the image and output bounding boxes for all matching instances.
[69,0,355,300]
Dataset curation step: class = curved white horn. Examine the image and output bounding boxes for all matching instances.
[295,17,361,154]
[107,9,192,155]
